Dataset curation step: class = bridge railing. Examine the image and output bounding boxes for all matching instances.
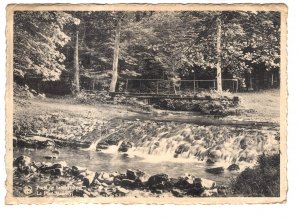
[123,78,239,94]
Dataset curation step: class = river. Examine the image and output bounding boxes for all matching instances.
[14,145,238,185]
[13,118,279,186]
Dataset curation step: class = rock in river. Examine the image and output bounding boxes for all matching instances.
[171,188,185,197]
[49,168,63,176]
[201,188,219,197]
[43,155,58,161]
[71,166,87,177]
[97,171,114,185]
[174,175,194,190]
[120,179,136,189]
[147,173,169,190]
[136,171,150,184]
[227,164,240,171]
[116,187,129,196]
[39,161,68,176]
[126,169,150,183]
[117,141,131,152]
[199,178,216,189]
[205,167,224,175]
[206,158,216,165]
[14,155,31,170]
[82,171,97,187]
[17,136,56,149]
[126,169,138,180]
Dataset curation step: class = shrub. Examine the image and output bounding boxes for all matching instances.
[152,97,238,115]
[230,153,280,197]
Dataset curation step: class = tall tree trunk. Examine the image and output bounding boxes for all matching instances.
[109,19,121,93]
[249,74,253,90]
[271,72,274,86]
[73,30,80,94]
[216,16,222,94]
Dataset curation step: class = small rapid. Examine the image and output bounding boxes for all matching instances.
[14,119,280,185]
[97,121,279,166]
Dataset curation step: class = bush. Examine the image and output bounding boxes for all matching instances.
[152,97,238,115]
[230,153,280,197]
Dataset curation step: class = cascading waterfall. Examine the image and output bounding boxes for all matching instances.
[83,125,103,151]
[85,120,130,151]
[86,120,279,166]
[86,137,102,151]
[112,122,280,165]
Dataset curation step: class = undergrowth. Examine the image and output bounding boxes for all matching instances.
[230,153,280,197]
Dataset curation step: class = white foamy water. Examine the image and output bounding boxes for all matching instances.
[15,120,279,186]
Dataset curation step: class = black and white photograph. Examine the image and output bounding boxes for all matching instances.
[6,4,287,204]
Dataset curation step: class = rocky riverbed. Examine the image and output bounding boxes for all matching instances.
[12,116,279,198]
[12,96,280,198]
[13,155,228,198]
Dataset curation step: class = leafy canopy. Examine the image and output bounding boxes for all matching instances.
[14,11,79,80]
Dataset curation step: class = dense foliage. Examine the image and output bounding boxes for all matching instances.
[230,153,280,197]
[14,11,80,80]
[13,11,280,92]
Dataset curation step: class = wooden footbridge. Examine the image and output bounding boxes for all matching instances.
[110,78,238,101]
[87,78,239,101]
[121,78,239,94]
[109,92,240,104]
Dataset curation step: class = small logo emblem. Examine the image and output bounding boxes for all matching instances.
[23,185,33,195]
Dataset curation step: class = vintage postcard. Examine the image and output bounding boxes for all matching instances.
[6,4,287,204]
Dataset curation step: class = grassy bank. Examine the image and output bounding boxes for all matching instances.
[236,89,280,123]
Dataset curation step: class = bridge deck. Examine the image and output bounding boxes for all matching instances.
[109,91,239,102]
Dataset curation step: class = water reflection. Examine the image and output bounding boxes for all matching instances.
[14,146,236,184]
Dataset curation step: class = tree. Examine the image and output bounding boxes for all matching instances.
[68,11,142,92]
[243,11,280,89]
[120,12,200,79]
[64,11,280,93]
[73,28,80,94]
[13,11,79,82]
[110,11,153,92]
[216,15,222,93]
[110,18,121,92]
[186,11,248,94]
[186,11,280,93]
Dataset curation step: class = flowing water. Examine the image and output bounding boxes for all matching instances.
[14,120,279,185]
[14,146,235,184]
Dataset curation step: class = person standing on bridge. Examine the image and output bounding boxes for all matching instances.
[170,74,181,95]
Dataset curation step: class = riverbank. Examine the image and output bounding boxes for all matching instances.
[12,89,280,197]
[13,155,226,198]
